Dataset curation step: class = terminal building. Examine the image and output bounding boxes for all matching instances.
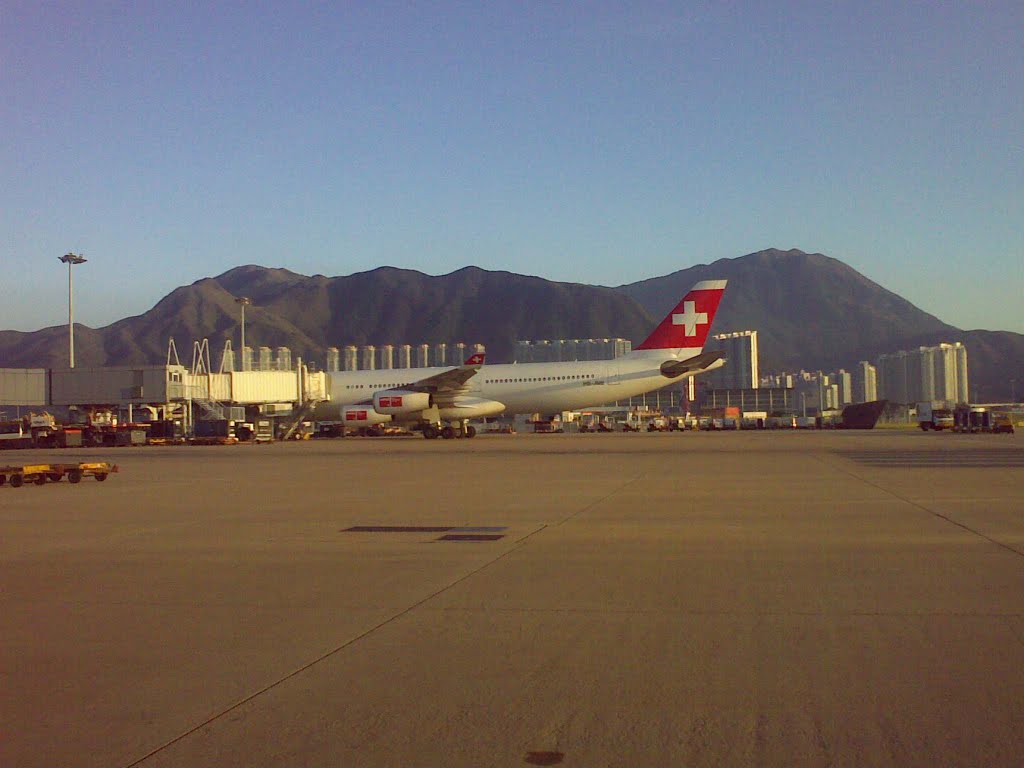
[701,386,796,413]
[0,360,328,444]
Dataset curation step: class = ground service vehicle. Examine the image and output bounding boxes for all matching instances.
[992,413,1015,433]
[1,462,117,487]
[918,402,954,431]
[955,405,1016,433]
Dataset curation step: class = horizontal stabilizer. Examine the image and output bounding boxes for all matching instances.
[660,350,726,378]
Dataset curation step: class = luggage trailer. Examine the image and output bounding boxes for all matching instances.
[0,462,118,488]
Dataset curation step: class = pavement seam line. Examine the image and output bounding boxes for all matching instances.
[552,473,645,527]
[122,520,555,767]
[125,473,643,765]
[817,452,1024,561]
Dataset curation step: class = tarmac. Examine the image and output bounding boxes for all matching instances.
[2,430,1024,767]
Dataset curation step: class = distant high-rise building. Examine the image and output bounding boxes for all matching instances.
[706,331,759,390]
[398,344,412,369]
[834,369,853,406]
[275,346,292,371]
[433,343,447,367]
[877,350,909,404]
[955,343,969,402]
[241,345,254,372]
[513,338,630,363]
[816,374,833,412]
[416,344,430,368]
[379,344,394,370]
[453,342,467,365]
[343,345,358,371]
[880,344,966,405]
[326,347,340,372]
[361,345,376,371]
[854,361,878,403]
[258,346,273,372]
[877,343,968,404]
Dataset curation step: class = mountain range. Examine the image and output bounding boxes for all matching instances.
[1,248,1020,401]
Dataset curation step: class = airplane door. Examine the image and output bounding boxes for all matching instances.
[606,357,621,387]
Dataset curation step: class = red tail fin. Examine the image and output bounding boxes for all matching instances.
[463,353,485,365]
[635,280,727,350]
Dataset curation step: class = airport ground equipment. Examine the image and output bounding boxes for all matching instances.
[0,462,118,487]
[0,412,60,449]
[918,401,955,431]
[991,412,1016,434]
[954,405,1016,433]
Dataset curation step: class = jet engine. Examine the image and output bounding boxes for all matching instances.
[341,405,392,426]
[373,390,432,415]
[436,397,506,420]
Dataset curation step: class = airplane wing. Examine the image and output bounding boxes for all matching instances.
[407,353,485,396]
[660,350,726,378]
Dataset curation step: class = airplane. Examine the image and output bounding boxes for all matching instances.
[315,279,727,438]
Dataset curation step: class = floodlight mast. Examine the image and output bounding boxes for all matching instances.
[235,296,251,370]
[59,253,87,368]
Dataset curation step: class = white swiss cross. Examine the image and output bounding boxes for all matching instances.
[672,301,708,337]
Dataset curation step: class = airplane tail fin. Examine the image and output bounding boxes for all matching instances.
[463,352,485,366]
[632,280,727,355]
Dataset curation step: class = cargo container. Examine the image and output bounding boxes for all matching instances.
[59,428,83,448]
[254,419,274,442]
[194,420,231,438]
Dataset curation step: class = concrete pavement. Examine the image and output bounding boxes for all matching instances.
[2,431,1023,766]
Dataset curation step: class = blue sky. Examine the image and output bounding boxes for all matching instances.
[3,2,1022,333]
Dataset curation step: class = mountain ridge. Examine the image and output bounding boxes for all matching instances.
[1,249,1019,401]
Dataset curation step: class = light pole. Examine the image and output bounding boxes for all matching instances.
[59,253,87,368]
[235,296,251,370]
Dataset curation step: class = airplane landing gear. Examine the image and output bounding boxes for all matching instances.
[422,420,477,439]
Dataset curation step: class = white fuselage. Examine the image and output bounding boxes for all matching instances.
[322,350,699,418]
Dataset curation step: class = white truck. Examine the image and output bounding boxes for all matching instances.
[917,402,954,431]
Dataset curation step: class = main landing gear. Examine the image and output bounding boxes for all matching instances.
[422,421,477,440]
